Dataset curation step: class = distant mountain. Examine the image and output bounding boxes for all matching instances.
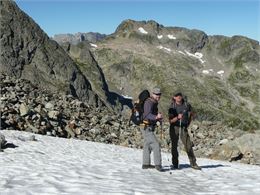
[0,0,108,106]
[89,19,260,130]
[53,32,106,45]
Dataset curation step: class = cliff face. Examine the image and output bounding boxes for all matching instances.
[0,0,100,104]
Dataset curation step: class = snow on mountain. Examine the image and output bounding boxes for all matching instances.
[185,50,206,64]
[157,35,163,39]
[217,70,225,75]
[157,45,171,52]
[1,130,260,195]
[90,43,98,48]
[167,35,176,39]
[178,51,186,55]
[138,27,148,34]
[202,70,210,74]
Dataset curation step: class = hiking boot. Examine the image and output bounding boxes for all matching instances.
[142,165,155,169]
[171,164,179,170]
[155,165,163,172]
[191,164,201,170]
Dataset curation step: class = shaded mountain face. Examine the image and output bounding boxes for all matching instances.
[53,32,106,45]
[60,41,133,110]
[0,0,104,105]
[90,19,260,130]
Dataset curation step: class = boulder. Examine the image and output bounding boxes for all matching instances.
[210,133,260,165]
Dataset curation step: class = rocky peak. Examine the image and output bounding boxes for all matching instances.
[53,32,106,45]
[0,0,104,105]
[112,19,208,52]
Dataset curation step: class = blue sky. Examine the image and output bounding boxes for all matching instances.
[16,0,260,41]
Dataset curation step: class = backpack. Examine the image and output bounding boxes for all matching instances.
[129,90,150,126]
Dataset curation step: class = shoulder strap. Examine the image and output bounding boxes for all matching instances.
[171,100,176,109]
[141,97,154,121]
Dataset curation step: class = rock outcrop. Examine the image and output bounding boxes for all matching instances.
[209,133,260,165]
[53,32,106,45]
[0,0,101,104]
[0,133,7,151]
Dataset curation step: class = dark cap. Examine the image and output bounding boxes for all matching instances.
[174,92,183,97]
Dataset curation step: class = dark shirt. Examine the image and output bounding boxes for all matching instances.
[168,101,192,127]
[143,98,158,125]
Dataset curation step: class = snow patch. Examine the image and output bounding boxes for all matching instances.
[217,70,225,75]
[138,27,148,34]
[121,95,132,100]
[90,43,97,48]
[202,69,214,75]
[202,70,210,74]
[167,34,176,39]
[178,51,186,55]
[157,45,171,52]
[1,130,260,195]
[195,52,203,58]
[157,35,163,39]
[185,50,206,64]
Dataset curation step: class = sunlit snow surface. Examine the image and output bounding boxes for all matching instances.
[1,130,260,195]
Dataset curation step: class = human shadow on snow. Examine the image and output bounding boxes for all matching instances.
[200,164,229,169]
[161,163,229,171]
[178,163,229,169]
[2,143,18,150]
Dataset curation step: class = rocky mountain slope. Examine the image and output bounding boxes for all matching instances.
[89,19,260,131]
[0,0,108,106]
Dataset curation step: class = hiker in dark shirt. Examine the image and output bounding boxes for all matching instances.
[168,92,201,170]
[141,87,163,172]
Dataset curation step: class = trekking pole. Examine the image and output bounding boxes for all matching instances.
[179,110,185,137]
[160,120,163,140]
[179,117,182,138]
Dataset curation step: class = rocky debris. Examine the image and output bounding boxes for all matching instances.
[209,134,260,165]
[188,121,246,157]
[0,74,143,148]
[1,74,259,165]
[0,133,7,151]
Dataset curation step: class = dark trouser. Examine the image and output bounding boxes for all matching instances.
[169,125,197,166]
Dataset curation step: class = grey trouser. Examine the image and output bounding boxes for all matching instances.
[141,126,162,166]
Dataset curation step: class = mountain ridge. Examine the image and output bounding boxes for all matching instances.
[52,32,106,45]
